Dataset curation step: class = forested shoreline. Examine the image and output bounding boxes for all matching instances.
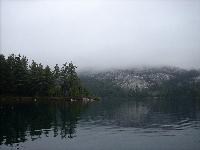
[80,68,200,98]
[1,53,200,99]
[0,54,89,97]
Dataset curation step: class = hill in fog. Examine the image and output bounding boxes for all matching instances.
[79,66,200,97]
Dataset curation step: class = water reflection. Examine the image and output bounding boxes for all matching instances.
[81,97,200,131]
[0,97,200,147]
[0,100,89,145]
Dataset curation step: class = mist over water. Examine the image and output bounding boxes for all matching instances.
[1,0,200,70]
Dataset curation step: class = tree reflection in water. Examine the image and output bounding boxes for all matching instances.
[0,100,89,145]
[0,96,200,148]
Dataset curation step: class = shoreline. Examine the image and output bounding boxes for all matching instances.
[0,96,100,103]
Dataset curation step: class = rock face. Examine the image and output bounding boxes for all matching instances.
[81,67,188,91]
[80,66,200,97]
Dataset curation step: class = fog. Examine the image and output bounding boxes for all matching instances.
[0,0,200,70]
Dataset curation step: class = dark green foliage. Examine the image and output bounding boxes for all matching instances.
[0,54,89,97]
[129,71,200,97]
[59,62,87,97]
[0,55,7,94]
[0,54,29,96]
[80,76,128,98]
[156,70,200,97]
[80,69,200,98]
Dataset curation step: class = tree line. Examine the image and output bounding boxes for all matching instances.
[0,54,89,97]
[80,69,200,98]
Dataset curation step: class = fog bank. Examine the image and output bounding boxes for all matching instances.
[1,0,200,70]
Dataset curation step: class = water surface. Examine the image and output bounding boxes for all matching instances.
[0,97,200,150]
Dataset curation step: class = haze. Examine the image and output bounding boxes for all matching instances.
[0,0,200,70]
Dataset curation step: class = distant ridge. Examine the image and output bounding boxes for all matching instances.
[80,66,200,97]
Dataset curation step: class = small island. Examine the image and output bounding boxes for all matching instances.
[0,54,98,102]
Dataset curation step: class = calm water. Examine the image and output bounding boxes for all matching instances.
[0,97,200,150]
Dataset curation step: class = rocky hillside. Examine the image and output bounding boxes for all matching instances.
[80,67,200,97]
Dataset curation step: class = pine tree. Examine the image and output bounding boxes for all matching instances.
[0,53,90,97]
[14,55,29,96]
[6,54,16,95]
[0,54,8,95]
[52,64,61,96]
[42,65,54,96]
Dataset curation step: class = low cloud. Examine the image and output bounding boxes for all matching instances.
[1,0,200,70]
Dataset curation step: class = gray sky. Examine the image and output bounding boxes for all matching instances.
[0,0,200,70]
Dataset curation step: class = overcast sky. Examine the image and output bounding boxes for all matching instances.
[0,0,200,70]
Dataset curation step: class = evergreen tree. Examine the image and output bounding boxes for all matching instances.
[42,65,54,96]
[52,64,61,96]
[6,54,16,95]
[0,55,8,95]
[29,60,38,96]
[13,55,29,96]
[0,53,90,97]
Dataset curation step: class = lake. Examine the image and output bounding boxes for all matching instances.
[0,97,200,150]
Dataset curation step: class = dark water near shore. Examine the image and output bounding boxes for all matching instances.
[0,97,200,150]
